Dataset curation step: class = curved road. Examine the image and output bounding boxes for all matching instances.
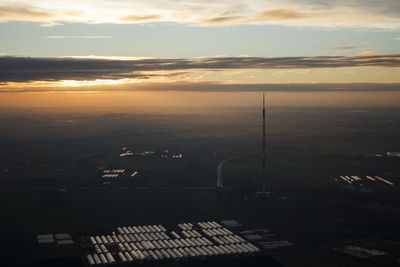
[217,152,261,188]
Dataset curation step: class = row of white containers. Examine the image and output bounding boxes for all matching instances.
[89,234,254,262]
[91,228,234,246]
[92,234,245,251]
[116,225,166,235]
[87,221,257,265]
[113,221,221,236]
[87,242,259,265]
[197,221,222,229]
[90,232,170,246]
[202,227,233,237]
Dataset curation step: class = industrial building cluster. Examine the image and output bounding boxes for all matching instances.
[239,229,293,250]
[102,169,125,179]
[119,147,134,157]
[37,233,74,245]
[119,146,155,158]
[335,245,386,259]
[119,152,134,157]
[101,169,139,179]
[161,153,183,159]
[83,221,260,265]
[334,175,394,186]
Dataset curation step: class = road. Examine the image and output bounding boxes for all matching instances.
[216,152,261,188]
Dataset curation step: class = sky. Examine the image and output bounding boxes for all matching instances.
[0,0,400,92]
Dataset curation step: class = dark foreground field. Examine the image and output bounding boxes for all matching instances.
[0,102,399,266]
[0,106,399,189]
[1,186,400,266]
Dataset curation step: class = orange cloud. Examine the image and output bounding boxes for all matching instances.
[119,14,161,23]
[0,4,53,21]
[257,9,312,20]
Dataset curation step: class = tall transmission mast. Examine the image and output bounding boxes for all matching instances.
[262,92,267,192]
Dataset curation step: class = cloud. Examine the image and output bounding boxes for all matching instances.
[0,3,57,26]
[202,9,311,25]
[0,54,400,83]
[46,35,113,39]
[256,9,311,20]
[2,81,400,93]
[395,37,400,40]
[203,16,243,25]
[1,1,400,29]
[123,82,400,92]
[0,4,52,20]
[119,14,161,23]
[330,42,368,51]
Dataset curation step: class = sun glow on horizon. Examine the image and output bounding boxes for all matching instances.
[60,79,135,87]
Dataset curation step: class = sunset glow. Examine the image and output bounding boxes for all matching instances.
[0,0,399,93]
